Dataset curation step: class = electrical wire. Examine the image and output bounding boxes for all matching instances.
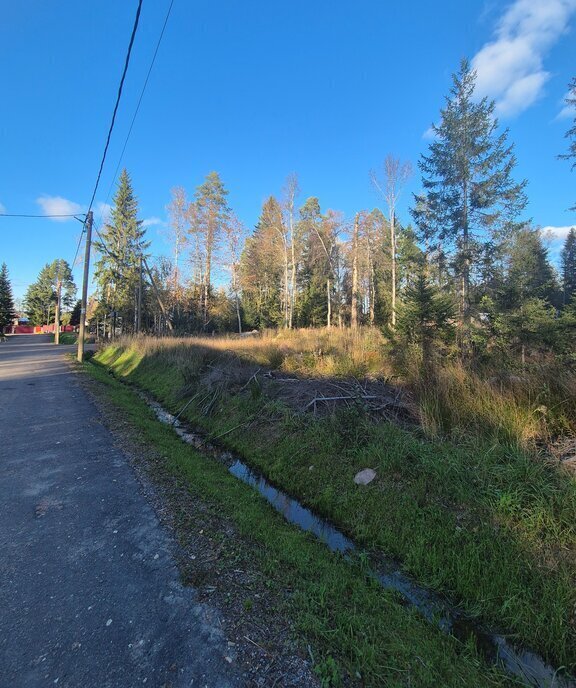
[93,224,119,263]
[70,228,85,269]
[0,213,82,218]
[86,0,143,217]
[101,0,175,213]
[93,0,174,274]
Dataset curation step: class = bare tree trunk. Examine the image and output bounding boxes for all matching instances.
[236,294,242,334]
[351,214,359,329]
[274,226,290,329]
[284,248,289,328]
[370,156,412,330]
[290,233,296,327]
[368,242,375,325]
[336,252,343,328]
[390,209,397,329]
[326,278,331,329]
[284,174,299,329]
[460,183,472,358]
[204,248,211,328]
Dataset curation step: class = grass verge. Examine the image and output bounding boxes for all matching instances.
[81,356,515,687]
[94,340,576,673]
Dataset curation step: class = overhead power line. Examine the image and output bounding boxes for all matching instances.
[86,0,143,217]
[0,213,84,218]
[94,0,174,265]
[102,0,175,211]
[70,228,85,269]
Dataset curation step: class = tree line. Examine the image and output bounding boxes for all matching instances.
[8,60,573,366]
[0,259,81,332]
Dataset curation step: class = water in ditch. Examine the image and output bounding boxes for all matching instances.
[144,394,574,688]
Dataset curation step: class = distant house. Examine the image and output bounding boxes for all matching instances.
[9,313,34,334]
[4,312,74,335]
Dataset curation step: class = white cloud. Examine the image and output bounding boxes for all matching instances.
[541,224,576,240]
[96,202,113,223]
[36,195,82,221]
[0,202,5,214]
[472,0,576,117]
[422,125,437,140]
[142,216,164,228]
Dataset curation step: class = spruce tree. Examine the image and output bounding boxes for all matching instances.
[396,266,455,369]
[558,77,576,211]
[416,59,527,336]
[498,228,558,363]
[502,228,558,310]
[0,263,16,331]
[297,198,338,327]
[561,227,576,305]
[23,260,76,325]
[94,169,149,332]
[239,197,285,328]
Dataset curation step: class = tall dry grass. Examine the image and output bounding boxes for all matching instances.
[121,327,392,380]
[108,328,575,449]
[414,361,576,448]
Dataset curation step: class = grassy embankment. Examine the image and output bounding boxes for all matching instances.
[92,329,576,675]
[83,354,514,688]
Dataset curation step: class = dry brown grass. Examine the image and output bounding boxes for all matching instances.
[108,328,576,451]
[415,361,576,448]
[123,327,392,380]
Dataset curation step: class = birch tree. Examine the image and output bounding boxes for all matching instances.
[282,173,300,328]
[371,155,412,328]
[166,186,188,310]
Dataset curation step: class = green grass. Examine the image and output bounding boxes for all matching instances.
[94,341,576,674]
[82,356,515,688]
[57,332,77,345]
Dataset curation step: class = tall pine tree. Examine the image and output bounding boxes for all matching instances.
[416,59,527,339]
[561,227,576,305]
[191,171,230,328]
[94,169,149,333]
[0,263,16,331]
[559,77,576,211]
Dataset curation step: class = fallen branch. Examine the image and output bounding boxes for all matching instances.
[239,368,261,392]
[172,392,201,425]
[210,421,251,442]
[305,394,380,409]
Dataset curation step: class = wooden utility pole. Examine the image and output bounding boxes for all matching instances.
[54,279,62,344]
[77,211,93,362]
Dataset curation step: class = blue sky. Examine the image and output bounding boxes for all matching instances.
[1,0,575,301]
